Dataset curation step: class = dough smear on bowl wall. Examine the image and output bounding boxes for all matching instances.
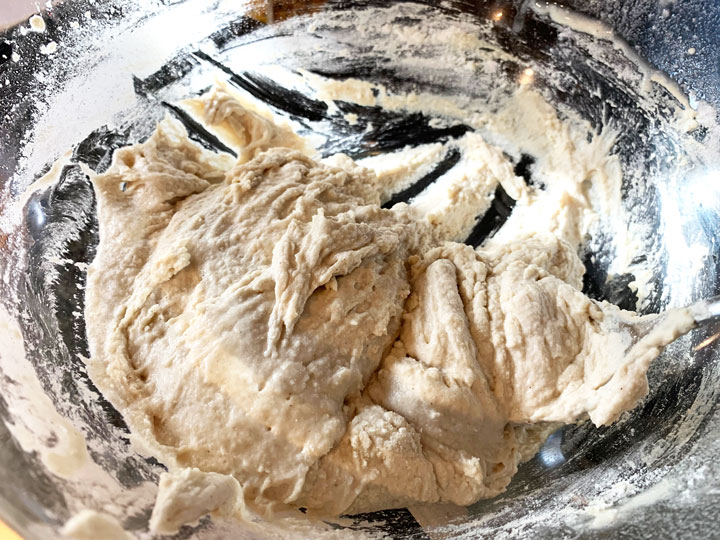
[83,86,694,531]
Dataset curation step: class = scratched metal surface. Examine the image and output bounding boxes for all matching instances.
[0,1,719,538]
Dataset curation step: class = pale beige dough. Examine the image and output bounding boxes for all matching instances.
[149,468,242,534]
[84,89,693,523]
[62,510,133,540]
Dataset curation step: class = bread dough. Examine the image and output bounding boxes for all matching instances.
[62,510,133,540]
[149,468,242,534]
[84,88,694,520]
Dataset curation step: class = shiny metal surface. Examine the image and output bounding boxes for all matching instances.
[0,1,718,538]
[691,295,720,324]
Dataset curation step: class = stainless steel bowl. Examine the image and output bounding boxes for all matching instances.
[1,1,718,538]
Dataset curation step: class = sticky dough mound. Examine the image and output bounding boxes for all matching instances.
[85,92,685,517]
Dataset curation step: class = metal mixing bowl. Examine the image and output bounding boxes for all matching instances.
[1,1,718,538]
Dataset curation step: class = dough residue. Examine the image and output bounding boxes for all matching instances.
[150,468,243,535]
[61,510,133,540]
[0,305,89,479]
[84,87,693,524]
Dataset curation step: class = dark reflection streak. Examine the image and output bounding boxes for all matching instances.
[160,102,238,157]
[348,124,470,160]
[214,32,297,52]
[193,51,472,160]
[464,184,516,247]
[382,148,461,208]
[193,50,329,122]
